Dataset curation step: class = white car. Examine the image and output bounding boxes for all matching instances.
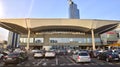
[72,51,91,63]
[45,51,56,58]
[31,49,40,53]
[34,51,45,58]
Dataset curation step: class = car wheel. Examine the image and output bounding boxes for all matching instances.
[106,58,110,62]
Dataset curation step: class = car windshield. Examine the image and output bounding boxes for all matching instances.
[79,53,88,56]
[34,51,43,53]
[8,53,19,57]
[107,52,118,55]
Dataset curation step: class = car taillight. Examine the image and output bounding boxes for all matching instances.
[109,55,112,58]
[78,56,80,59]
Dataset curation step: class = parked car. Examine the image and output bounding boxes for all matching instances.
[45,51,56,58]
[31,49,40,53]
[3,52,28,64]
[33,50,45,58]
[118,52,120,58]
[97,51,120,62]
[72,51,91,63]
[89,50,101,58]
[0,53,4,59]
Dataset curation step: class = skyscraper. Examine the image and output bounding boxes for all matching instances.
[68,0,80,19]
[8,31,19,49]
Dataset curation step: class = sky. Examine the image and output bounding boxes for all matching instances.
[0,0,120,41]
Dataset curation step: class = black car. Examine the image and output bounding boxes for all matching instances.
[97,51,119,62]
[3,52,28,64]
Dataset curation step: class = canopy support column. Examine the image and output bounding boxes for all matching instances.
[91,29,96,50]
[26,29,30,51]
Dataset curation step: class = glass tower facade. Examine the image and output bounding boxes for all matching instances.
[69,0,80,19]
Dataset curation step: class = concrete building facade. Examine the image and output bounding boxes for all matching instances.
[0,1,119,50]
[0,18,119,50]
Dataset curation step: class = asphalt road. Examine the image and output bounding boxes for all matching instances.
[0,54,120,67]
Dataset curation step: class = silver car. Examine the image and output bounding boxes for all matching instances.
[72,51,91,63]
[34,51,45,58]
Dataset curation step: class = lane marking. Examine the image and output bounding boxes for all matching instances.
[51,64,56,66]
[25,63,30,66]
[84,63,89,65]
[91,63,97,65]
[17,64,21,66]
[65,56,76,64]
[116,63,120,64]
[108,63,113,65]
[42,62,47,66]
[56,56,59,65]
[60,63,65,66]
[36,58,45,66]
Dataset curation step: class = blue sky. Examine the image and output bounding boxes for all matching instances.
[0,0,120,40]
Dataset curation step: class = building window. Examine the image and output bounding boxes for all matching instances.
[35,38,43,43]
[50,40,58,43]
[20,38,33,43]
[87,38,92,43]
[50,38,87,43]
[95,38,101,42]
[30,38,34,43]
[20,38,27,43]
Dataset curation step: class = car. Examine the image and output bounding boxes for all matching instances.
[0,53,4,59]
[33,50,45,58]
[13,48,25,53]
[31,49,40,53]
[118,52,120,58]
[3,52,28,64]
[45,51,56,58]
[97,51,120,62]
[72,51,91,63]
[89,50,101,58]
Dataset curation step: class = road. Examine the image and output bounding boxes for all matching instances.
[0,54,120,67]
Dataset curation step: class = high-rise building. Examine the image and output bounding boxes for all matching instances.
[68,0,80,19]
[8,31,19,48]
